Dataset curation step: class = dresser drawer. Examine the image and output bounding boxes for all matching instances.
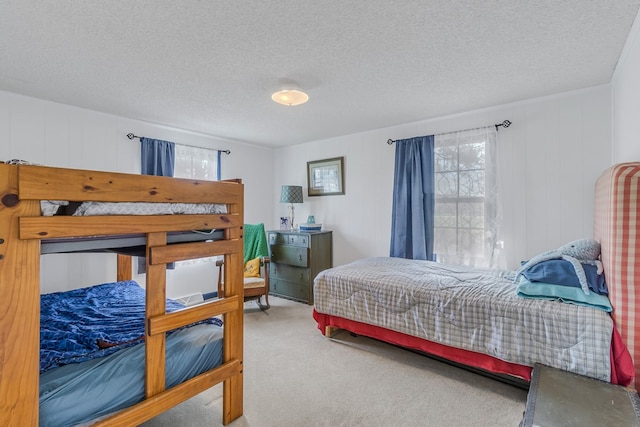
[270,279,310,303]
[270,263,311,284]
[268,232,310,247]
[269,244,308,267]
[285,234,309,247]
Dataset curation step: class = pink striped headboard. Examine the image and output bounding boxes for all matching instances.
[594,162,640,390]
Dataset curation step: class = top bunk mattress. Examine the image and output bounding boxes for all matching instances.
[41,200,227,216]
[39,200,227,254]
[40,229,223,255]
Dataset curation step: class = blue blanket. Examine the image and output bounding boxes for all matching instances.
[40,280,222,373]
[516,277,613,312]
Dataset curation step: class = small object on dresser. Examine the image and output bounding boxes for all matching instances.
[299,223,322,232]
[280,217,291,230]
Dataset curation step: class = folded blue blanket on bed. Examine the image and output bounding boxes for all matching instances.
[40,280,222,373]
[516,277,613,312]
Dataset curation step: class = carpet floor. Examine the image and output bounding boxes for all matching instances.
[143,296,528,426]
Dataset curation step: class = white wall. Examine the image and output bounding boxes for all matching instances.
[274,85,612,270]
[1,80,616,291]
[0,90,275,297]
[612,6,640,162]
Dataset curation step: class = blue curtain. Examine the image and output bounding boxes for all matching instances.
[139,137,176,273]
[390,135,435,260]
[141,137,175,176]
[216,150,222,180]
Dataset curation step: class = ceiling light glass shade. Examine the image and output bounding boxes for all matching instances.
[280,185,303,203]
[271,89,309,106]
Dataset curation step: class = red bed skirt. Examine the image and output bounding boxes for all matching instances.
[313,309,634,386]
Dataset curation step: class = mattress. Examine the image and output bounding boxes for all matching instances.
[38,280,224,426]
[40,229,222,255]
[39,323,224,427]
[314,257,614,382]
[40,200,227,216]
[38,200,227,255]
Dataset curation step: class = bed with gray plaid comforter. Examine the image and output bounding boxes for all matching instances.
[313,257,613,382]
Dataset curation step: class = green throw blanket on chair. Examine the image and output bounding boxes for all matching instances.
[244,223,269,264]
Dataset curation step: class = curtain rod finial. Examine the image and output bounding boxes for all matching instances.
[495,120,512,131]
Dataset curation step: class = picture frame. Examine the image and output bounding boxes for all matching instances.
[307,156,344,196]
[280,216,291,230]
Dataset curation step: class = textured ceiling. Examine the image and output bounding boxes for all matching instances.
[1,1,639,147]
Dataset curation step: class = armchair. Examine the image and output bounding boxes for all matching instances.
[217,223,270,310]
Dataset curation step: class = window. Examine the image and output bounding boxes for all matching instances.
[173,144,220,267]
[433,127,500,268]
[174,144,219,181]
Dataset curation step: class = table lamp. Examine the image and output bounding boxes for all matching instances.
[280,185,303,230]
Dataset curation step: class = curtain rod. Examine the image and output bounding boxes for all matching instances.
[386,120,512,145]
[126,133,231,154]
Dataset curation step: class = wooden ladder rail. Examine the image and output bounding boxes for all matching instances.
[0,164,41,426]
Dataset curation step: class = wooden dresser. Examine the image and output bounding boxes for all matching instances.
[267,230,333,304]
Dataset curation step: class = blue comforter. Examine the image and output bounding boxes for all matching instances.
[40,280,222,372]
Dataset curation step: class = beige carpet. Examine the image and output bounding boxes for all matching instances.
[143,296,528,427]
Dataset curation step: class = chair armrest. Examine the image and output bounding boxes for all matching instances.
[216,258,224,295]
[261,256,270,290]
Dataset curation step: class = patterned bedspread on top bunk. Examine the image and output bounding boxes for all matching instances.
[40,200,227,216]
[314,257,614,381]
[40,280,222,372]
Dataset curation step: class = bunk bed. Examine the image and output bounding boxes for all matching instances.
[0,164,245,426]
[313,162,640,389]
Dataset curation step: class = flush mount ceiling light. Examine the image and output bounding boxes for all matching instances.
[271,89,309,106]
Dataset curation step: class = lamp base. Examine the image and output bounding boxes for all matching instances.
[289,204,296,231]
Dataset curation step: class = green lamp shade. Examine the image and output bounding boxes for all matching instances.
[280,185,303,203]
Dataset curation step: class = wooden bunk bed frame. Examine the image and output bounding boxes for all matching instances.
[0,164,245,426]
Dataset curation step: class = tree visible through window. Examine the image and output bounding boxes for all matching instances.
[433,127,500,268]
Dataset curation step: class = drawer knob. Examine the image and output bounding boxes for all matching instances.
[298,254,302,261]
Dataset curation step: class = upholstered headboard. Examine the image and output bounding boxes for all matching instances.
[594,162,640,390]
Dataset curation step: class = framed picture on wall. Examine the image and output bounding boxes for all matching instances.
[307,157,344,196]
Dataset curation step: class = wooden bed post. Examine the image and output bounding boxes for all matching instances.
[145,232,168,397]
[222,195,244,425]
[0,165,41,426]
[325,326,338,337]
[117,254,132,281]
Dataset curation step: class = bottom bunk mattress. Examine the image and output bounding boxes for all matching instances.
[39,280,224,427]
[313,257,633,384]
